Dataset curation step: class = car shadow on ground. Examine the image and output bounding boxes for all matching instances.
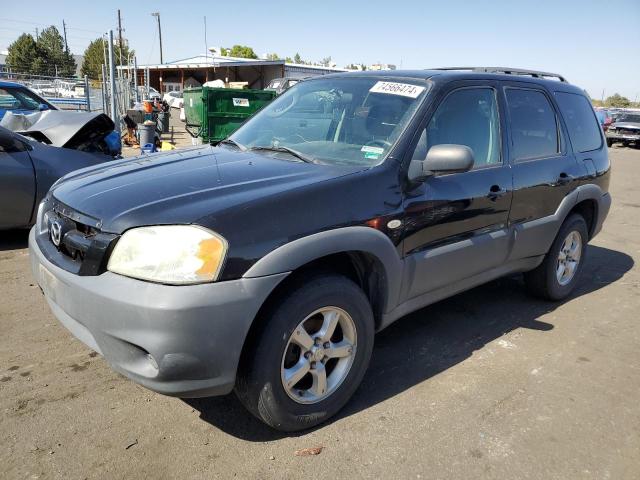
[0,229,30,252]
[182,245,629,440]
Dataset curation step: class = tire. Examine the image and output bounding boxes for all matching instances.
[606,138,613,147]
[524,214,588,301]
[235,273,374,431]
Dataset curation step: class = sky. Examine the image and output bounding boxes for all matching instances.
[1,0,639,100]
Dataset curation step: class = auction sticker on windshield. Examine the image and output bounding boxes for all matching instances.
[369,81,425,98]
[233,98,250,107]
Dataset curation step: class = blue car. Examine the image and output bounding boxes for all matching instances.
[0,80,120,156]
[0,80,56,120]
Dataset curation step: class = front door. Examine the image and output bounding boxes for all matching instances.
[401,83,512,301]
[0,131,36,229]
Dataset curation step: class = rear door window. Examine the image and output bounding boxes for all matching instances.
[506,88,559,161]
[554,92,602,152]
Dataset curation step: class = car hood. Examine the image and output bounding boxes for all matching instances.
[51,145,365,233]
[0,110,115,148]
[613,122,640,129]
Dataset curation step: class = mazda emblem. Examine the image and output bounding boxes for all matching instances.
[50,221,62,247]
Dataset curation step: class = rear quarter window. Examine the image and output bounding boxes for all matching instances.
[554,92,602,152]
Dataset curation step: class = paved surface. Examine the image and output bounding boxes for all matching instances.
[1,147,639,480]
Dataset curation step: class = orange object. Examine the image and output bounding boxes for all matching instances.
[143,101,153,113]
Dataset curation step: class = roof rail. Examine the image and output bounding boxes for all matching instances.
[431,67,568,83]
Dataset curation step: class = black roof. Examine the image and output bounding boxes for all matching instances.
[320,67,585,94]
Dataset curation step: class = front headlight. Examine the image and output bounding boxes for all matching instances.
[107,225,227,284]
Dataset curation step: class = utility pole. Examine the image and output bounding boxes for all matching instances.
[62,20,68,52]
[151,12,163,64]
[35,28,39,40]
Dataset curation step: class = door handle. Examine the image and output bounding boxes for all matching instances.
[556,172,573,185]
[487,185,507,200]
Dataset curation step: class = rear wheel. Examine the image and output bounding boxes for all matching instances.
[235,274,374,431]
[524,214,588,301]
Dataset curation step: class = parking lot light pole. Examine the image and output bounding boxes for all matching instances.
[151,12,163,64]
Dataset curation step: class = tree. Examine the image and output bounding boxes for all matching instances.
[224,45,258,59]
[265,53,280,60]
[6,33,39,74]
[605,93,631,108]
[35,26,76,76]
[320,56,332,67]
[81,37,134,80]
[293,53,302,64]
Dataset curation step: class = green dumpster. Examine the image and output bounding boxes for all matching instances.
[183,87,276,143]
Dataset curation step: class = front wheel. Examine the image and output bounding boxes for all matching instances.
[606,138,613,147]
[235,274,374,431]
[524,214,588,301]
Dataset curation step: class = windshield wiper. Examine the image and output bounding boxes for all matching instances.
[249,145,317,164]
[218,138,247,151]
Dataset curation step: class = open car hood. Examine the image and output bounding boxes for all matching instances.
[0,110,116,148]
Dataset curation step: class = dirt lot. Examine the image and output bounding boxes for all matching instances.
[1,147,639,480]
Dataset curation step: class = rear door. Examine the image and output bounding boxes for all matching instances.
[401,81,513,300]
[553,90,608,187]
[502,82,584,261]
[0,130,36,229]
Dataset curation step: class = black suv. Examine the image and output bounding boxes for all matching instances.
[30,67,611,431]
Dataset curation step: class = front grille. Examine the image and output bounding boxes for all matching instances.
[617,128,640,136]
[36,197,118,276]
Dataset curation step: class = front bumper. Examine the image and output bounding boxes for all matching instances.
[606,131,640,142]
[29,228,287,397]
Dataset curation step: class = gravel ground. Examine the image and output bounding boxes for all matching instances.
[1,147,639,480]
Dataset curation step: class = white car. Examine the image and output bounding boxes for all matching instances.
[163,91,184,109]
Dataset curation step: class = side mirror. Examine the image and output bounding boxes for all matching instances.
[408,144,475,182]
[38,103,49,111]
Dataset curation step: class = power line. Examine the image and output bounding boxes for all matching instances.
[0,17,104,34]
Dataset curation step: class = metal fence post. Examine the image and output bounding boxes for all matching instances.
[145,67,150,99]
[108,30,119,132]
[84,75,91,111]
[133,57,139,103]
[101,64,108,116]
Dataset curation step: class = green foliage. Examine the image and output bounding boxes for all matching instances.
[605,93,631,108]
[293,53,302,64]
[6,27,76,76]
[320,56,332,67]
[221,45,258,59]
[36,26,76,76]
[265,53,280,60]
[6,34,39,74]
[81,38,134,80]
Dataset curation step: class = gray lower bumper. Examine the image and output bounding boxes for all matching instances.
[29,228,288,398]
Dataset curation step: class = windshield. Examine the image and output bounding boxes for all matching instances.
[619,114,640,123]
[230,76,428,165]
